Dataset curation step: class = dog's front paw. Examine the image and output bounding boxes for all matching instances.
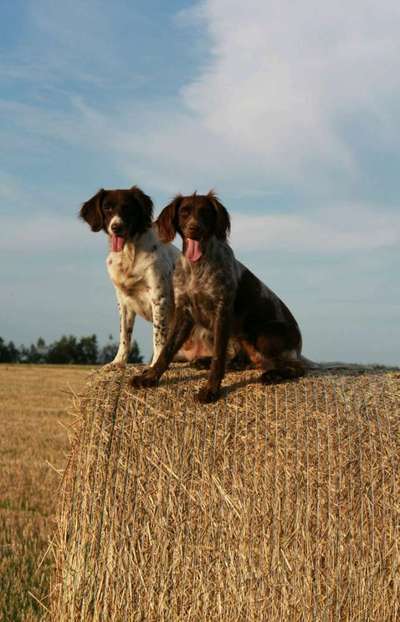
[131,369,160,389]
[196,385,220,404]
[101,361,126,373]
[107,360,126,370]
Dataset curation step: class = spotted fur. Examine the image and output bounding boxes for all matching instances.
[80,186,210,365]
[132,191,305,402]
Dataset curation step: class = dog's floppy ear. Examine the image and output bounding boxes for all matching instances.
[207,191,231,240]
[79,189,106,232]
[129,186,154,231]
[156,195,183,242]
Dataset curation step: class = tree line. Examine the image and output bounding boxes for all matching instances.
[0,335,143,365]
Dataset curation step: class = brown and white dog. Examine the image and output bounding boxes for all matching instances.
[79,186,212,366]
[131,191,305,402]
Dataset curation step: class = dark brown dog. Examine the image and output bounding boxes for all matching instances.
[131,191,305,402]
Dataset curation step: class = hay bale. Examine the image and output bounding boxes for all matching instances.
[52,365,400,621]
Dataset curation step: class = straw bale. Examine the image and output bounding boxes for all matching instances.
[52,364,400,621]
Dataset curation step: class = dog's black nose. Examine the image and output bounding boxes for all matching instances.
[186,226,202,240]
[111,223,124,234]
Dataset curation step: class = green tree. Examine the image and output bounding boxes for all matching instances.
[1,334,143,365]
[99,335,143,364]
[47,334,98,364]
[76,335,98,364]
[0,338,19,363]
[128,340,143,364]
[20,338,48,364]
[47,335,79,364]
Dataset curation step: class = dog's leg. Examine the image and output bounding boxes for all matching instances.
[242,324,305,384]
[150,293,173,366]
[131,307,194,388]
[258,329,305,384]
[260,356,306,384]
[112,298,136,366]
[197,301,232,404]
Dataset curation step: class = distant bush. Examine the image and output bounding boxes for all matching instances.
[0,338,19,363]
[19,337,48,364]
[47,335,98,365]
[0,335,143,365]
[98,335,143,365]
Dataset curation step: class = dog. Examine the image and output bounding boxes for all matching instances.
[79,185,211,366]
[131,191,305,402]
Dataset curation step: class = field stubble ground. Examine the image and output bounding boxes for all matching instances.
[0,365,93,622]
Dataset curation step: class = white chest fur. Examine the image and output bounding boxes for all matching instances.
[107,251,152,320]
[106,229,178,323]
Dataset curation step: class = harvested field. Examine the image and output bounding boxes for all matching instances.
[0,365,93,622]
[53,364,400,621]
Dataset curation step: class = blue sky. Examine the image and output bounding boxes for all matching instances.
[1,0,399,364]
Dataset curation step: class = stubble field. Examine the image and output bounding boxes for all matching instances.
[0,365,93,622]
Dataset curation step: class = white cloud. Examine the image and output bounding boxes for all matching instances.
[3,1,400,196]
[0,171,27,202]
[2,0,400,196]
[176,0,400,185]
[2,202,398,256]
[231,204,400,252]
[96,0,400,194]
[0,214,92,253]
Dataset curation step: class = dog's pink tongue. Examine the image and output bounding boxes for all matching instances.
[111,235,125,252]
[185,238,202,262]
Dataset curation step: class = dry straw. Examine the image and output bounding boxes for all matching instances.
[52,364,400,621]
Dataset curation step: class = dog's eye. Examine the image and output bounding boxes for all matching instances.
[103,204,112,212]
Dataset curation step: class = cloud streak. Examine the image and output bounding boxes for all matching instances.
[179,0,400,182]
[231,204,400,253]
[3,202,398,255]
[3,1,400,197]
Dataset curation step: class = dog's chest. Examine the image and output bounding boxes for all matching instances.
[188,291,218,329]
[107,252,152,320]
[175,261,231,329]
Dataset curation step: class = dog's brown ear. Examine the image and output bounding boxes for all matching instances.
[207,191,231,240]
[130,186,153,214]
[156,195,182,243]
[129,186,154,230]
[79,189,106,232]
